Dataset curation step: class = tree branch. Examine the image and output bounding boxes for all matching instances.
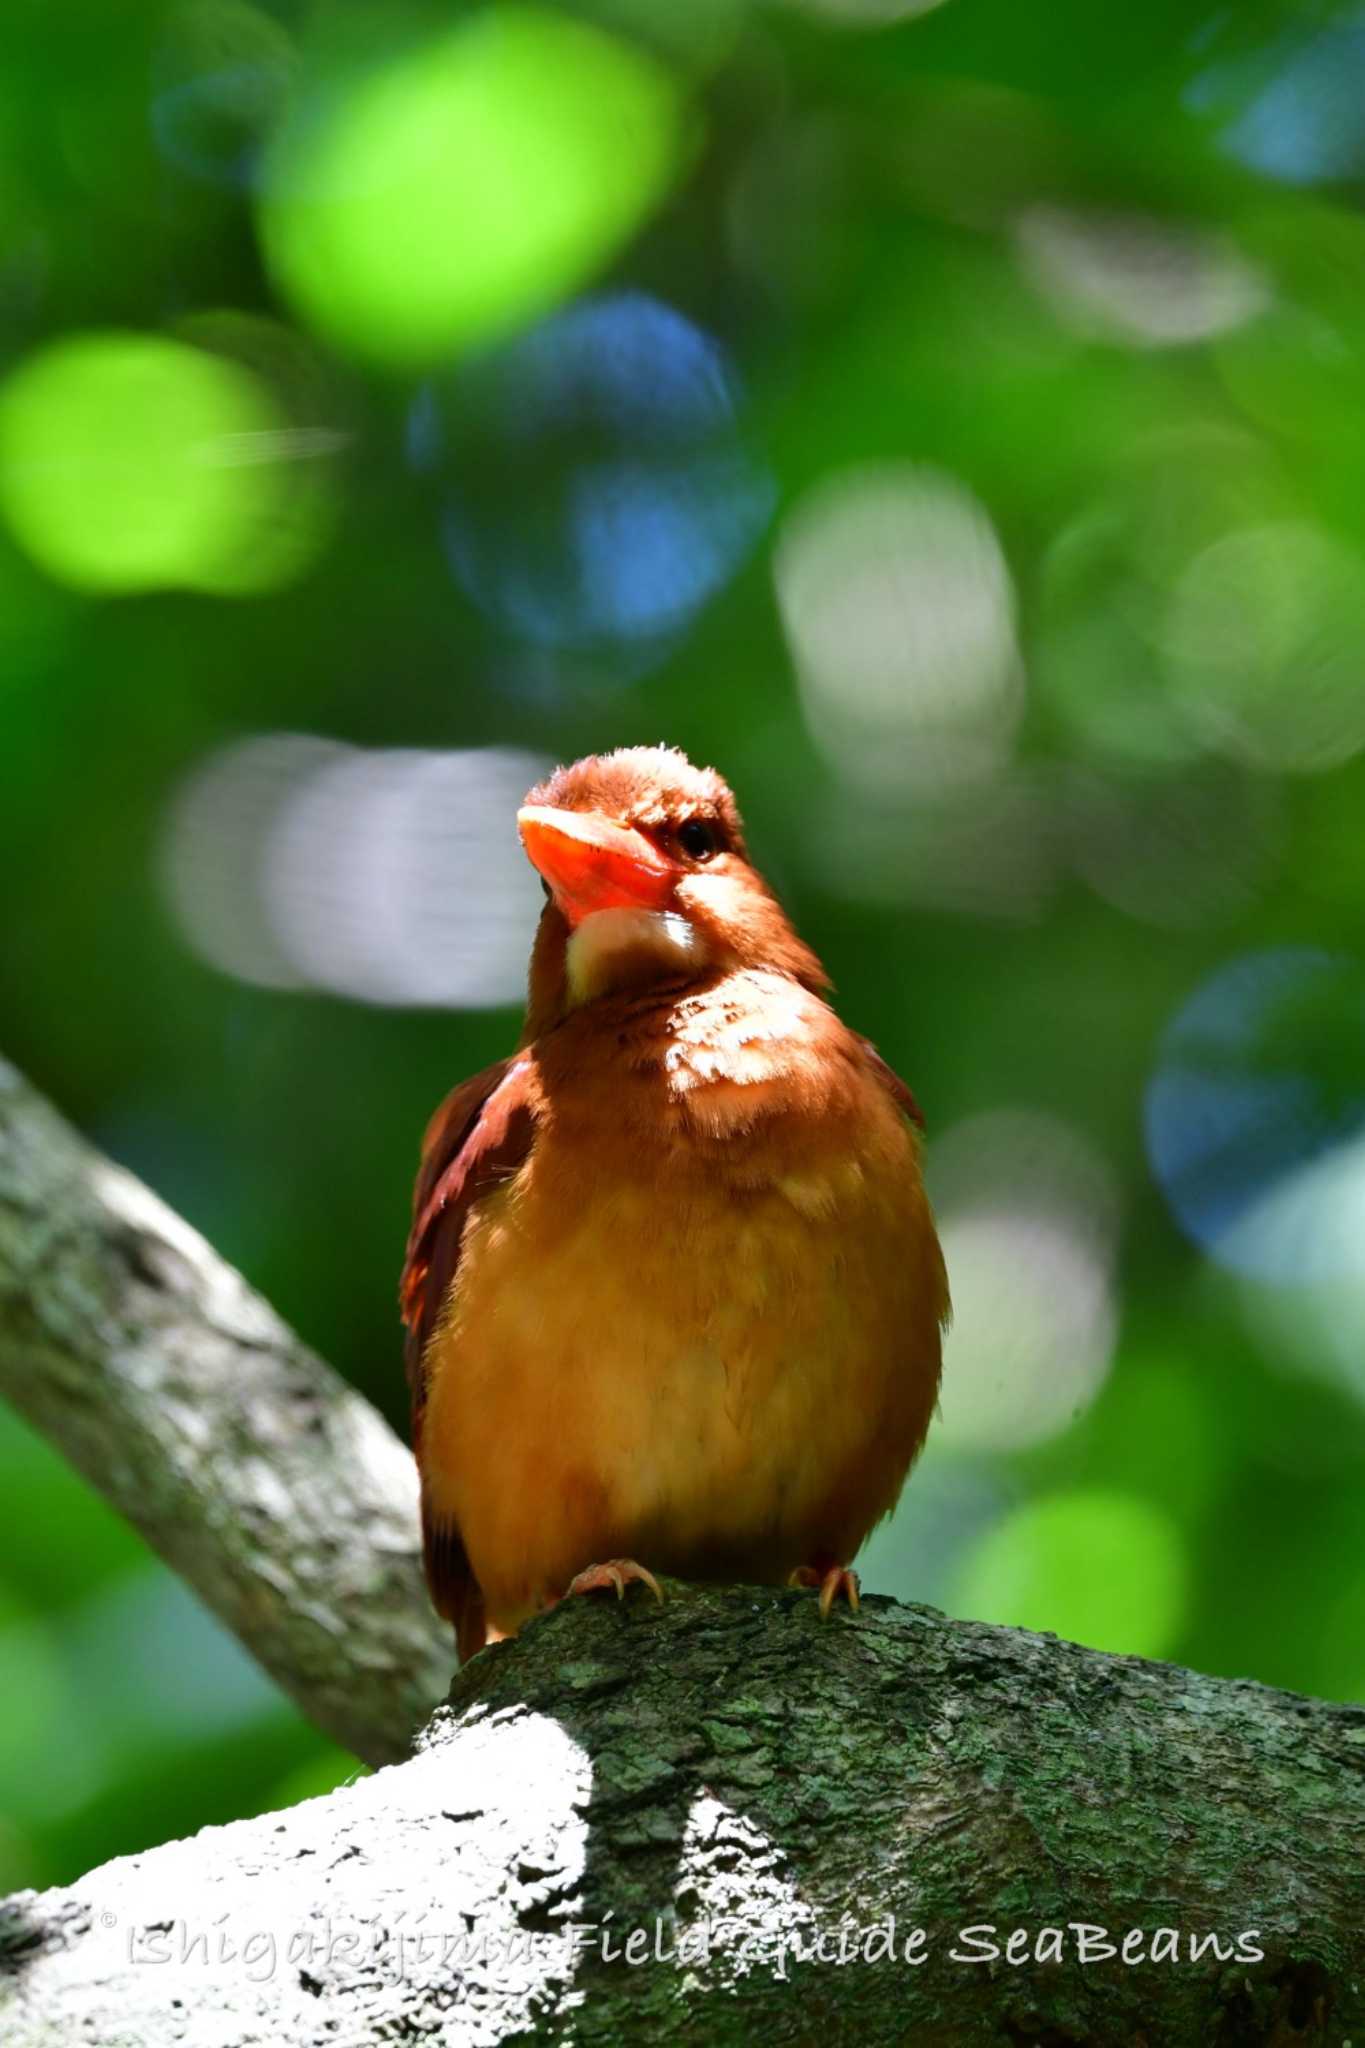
[3,1053,1364,2038]
[3,1582,1363,2044]
[0,1056,450,1767]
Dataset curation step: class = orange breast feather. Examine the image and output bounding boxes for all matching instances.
[404,975,946,1655]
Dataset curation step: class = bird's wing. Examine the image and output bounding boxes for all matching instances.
[859,1038,926,1129]
[400,1053,537,1655]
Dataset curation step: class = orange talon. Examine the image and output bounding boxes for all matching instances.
[789,1563,861,1620]
[564,1558,664,1605]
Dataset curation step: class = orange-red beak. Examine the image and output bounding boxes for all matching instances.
[518,805,677,929]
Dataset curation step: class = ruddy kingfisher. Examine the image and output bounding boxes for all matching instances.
[401,746,948,1661]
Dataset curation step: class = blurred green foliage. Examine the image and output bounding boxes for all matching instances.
[3,0,1365,1892]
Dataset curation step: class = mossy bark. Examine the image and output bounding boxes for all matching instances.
[4,1581,1363,2045]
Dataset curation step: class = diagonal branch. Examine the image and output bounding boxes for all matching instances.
[0,1056,450,1767]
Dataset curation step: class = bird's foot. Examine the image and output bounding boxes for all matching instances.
[564,1558,664,1606]
[789,1562,861,1620]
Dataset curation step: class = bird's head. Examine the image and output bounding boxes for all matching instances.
[517,746,827,1035]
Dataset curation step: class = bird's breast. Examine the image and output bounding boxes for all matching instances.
[420,989,944,1632]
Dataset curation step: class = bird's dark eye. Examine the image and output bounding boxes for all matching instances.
[677,818,719,861]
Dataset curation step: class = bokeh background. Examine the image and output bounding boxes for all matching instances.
[4,0,1365,1895]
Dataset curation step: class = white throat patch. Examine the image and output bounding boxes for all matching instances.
[565,908,706,1005]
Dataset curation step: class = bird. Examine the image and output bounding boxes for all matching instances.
[400,745,948,1663]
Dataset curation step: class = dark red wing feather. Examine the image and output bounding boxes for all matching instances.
[860,1038,925,1129]
[400,1054,537,1658]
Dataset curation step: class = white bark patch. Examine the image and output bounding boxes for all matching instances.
[673,1792,817,1985]
[5,1710,592,2048]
